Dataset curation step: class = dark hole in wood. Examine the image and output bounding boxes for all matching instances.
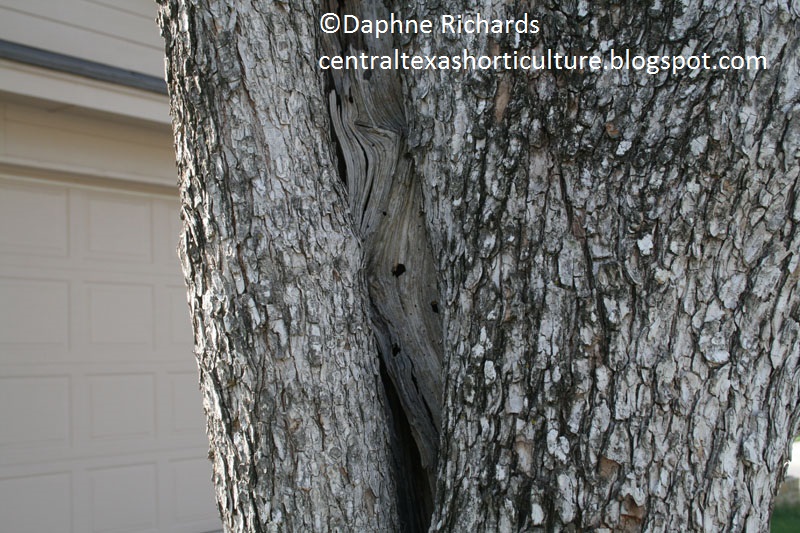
[326,88,348,188]
[392,263,406,277]
[430,301,439,314]
[392,344,401,356]
[378,358,433,532]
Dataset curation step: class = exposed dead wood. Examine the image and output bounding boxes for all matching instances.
[323,1,444,528]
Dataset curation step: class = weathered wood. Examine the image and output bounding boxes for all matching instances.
[323,1,444,527]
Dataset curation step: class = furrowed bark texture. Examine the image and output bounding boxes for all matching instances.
[403,1,800,531]
[157,1,398,531]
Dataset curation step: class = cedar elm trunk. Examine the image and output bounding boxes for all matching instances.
[157,2,398,531]
[158,0,800,532]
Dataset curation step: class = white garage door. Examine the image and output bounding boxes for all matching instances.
[0,174,220,533]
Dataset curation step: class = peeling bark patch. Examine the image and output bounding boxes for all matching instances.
[621,496,646,520]
[494,77,511,123]
[598,456,619,481]
[605,122,621,139]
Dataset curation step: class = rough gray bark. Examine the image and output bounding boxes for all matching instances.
[157,1,398,531]
[403,1,800,531]
[159,0,800,532]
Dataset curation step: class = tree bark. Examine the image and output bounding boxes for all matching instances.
[157,2,398,531]
[159,0,800,531]
[403,1,800,531]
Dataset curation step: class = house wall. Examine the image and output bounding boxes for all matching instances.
[0,0,165,78]
[0,3,221,532]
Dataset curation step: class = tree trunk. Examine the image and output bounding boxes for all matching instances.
[157,1,398,531]
[403,1,800,531]
[158,0,800,531]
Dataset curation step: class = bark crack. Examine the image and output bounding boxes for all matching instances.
[322,5,444,527]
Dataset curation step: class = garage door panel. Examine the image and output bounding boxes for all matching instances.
[169,458,217,524]
[85,192,153,263]
[152,198,184,267]
[0,277,70,351]
[168,372,205,437]
[0,179,69,257]
[0,375,71,447]
[87,282,153,346]
[0,471,73,533]
[167,285,193,347]
[88,374,155,440]
[0,175,219,532]
[89,463,158,533]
